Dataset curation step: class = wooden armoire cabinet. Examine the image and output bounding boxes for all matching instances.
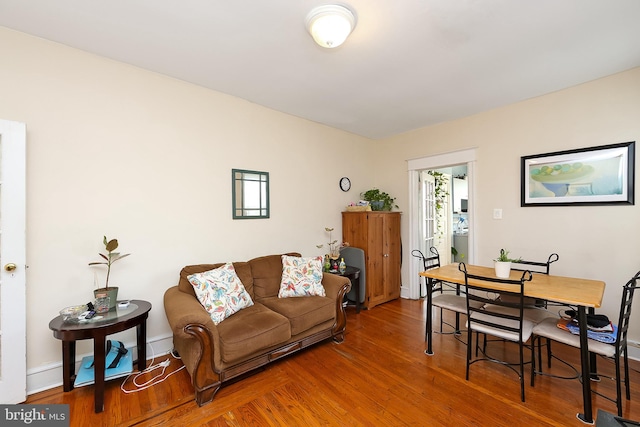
[342,211,401,309]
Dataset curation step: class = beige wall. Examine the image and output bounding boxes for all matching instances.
[380,67,640,343]
[0,27,373,382]
[2,24,639,392]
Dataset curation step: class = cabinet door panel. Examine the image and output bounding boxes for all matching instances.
[367,213,386,306]
[383,213,401,300]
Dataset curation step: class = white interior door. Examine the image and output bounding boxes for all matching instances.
[420,171,436,257]
[0,120,27,403]
[417,171,436,297]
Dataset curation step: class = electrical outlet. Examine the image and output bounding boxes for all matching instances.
[493,208,503,220]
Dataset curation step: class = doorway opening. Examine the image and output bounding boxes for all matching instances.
[406,148,476,300]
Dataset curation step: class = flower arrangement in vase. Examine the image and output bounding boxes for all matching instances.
[316,227,348,272]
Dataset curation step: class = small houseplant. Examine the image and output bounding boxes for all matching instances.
[493,248,521,278]
[361,188,398,211]
[89,236,130,308]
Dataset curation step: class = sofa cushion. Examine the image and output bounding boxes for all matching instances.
[216,303,291,363]
[278,255,326,298]
[250,252,300,300]
[259,295,334,336]
[187,263,254,325]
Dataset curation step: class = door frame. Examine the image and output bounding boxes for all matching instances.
[406,148,477,300]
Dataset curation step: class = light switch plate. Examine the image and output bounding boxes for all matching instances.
[493,208,503,219]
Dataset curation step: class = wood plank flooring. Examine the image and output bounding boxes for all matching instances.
[27,298,640,426]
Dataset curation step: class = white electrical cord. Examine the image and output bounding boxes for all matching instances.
[120,343,185,393]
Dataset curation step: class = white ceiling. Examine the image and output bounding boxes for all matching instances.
[1,0,639,139]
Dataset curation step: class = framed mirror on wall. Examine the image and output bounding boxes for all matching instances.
[232,169,270,219]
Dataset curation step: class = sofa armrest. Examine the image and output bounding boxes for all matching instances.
[164,286,216,337]
[164,286,223,403]
[322,272,351,300]
[322,273,351,343]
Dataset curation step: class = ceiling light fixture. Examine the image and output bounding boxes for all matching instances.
[306,4,357,48]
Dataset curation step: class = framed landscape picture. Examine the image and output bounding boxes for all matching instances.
[521,141,635,206]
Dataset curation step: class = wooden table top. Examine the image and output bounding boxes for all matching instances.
[420,263,605,308]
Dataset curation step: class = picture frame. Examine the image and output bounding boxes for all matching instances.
[521,141,635,206]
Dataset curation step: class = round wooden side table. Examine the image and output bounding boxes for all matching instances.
[49,299,152,413]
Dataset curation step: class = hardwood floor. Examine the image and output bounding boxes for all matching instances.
[27,298,640,426]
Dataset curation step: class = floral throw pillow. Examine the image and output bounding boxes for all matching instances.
[278,255,326,298]
[187,262,254,325]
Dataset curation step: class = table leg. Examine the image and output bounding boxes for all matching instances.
[588,307,598,380]
[454,284,462,333]
[425,277,434,356]
[576,306,593,424]
[93,335,106,413]
[61,340,76,392]
[354,277,361,314]
[137,320,147,371]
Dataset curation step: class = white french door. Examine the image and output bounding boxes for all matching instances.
[417,171,436,298]
[420,171,436,258]
[0,120,27,403]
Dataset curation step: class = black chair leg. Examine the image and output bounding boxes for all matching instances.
[530,336,536,387]
[546,338,552,368]
[519,342,525,402]
[615,355,622,416]
[466,326,472,381]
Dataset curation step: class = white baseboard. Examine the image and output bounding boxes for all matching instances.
[27,334,174,395]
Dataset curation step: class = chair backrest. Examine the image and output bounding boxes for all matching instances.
[412,247,443,297]
[339,246,366,303]
[615,270,640,350]
[412,247,441,271]
[511,253,559,275]
[509,253,558,307]
[459,262,533,340]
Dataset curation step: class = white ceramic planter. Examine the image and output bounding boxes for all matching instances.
[494,261,511,279]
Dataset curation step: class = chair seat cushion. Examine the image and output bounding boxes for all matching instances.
[259,295,334,336]
[483,304,558,325]
[217,303,291,364]
[532,317,616,357]
[469,311,534,342]
[432,294,483,313]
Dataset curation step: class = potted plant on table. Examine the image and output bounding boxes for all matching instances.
[493,248,521,278]
[361,188,398,211]
[89,236,130,309]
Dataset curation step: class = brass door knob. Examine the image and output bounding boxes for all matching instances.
[4,263,16,272]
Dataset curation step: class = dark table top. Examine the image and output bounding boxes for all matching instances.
[328,266,360,277]
[49,300,152,338]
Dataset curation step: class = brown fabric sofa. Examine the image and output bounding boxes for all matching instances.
[163,252,351,406]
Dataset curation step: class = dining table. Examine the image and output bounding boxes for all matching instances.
[420,263,606,424]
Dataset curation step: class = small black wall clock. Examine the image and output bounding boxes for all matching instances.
[339,177,351,192]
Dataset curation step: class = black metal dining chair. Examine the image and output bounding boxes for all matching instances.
[511,253,559,308]
[413,247,483,336]
[461,262,534,402]
[530,270,640,416]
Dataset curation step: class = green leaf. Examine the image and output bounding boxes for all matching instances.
[111,253,131,263]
